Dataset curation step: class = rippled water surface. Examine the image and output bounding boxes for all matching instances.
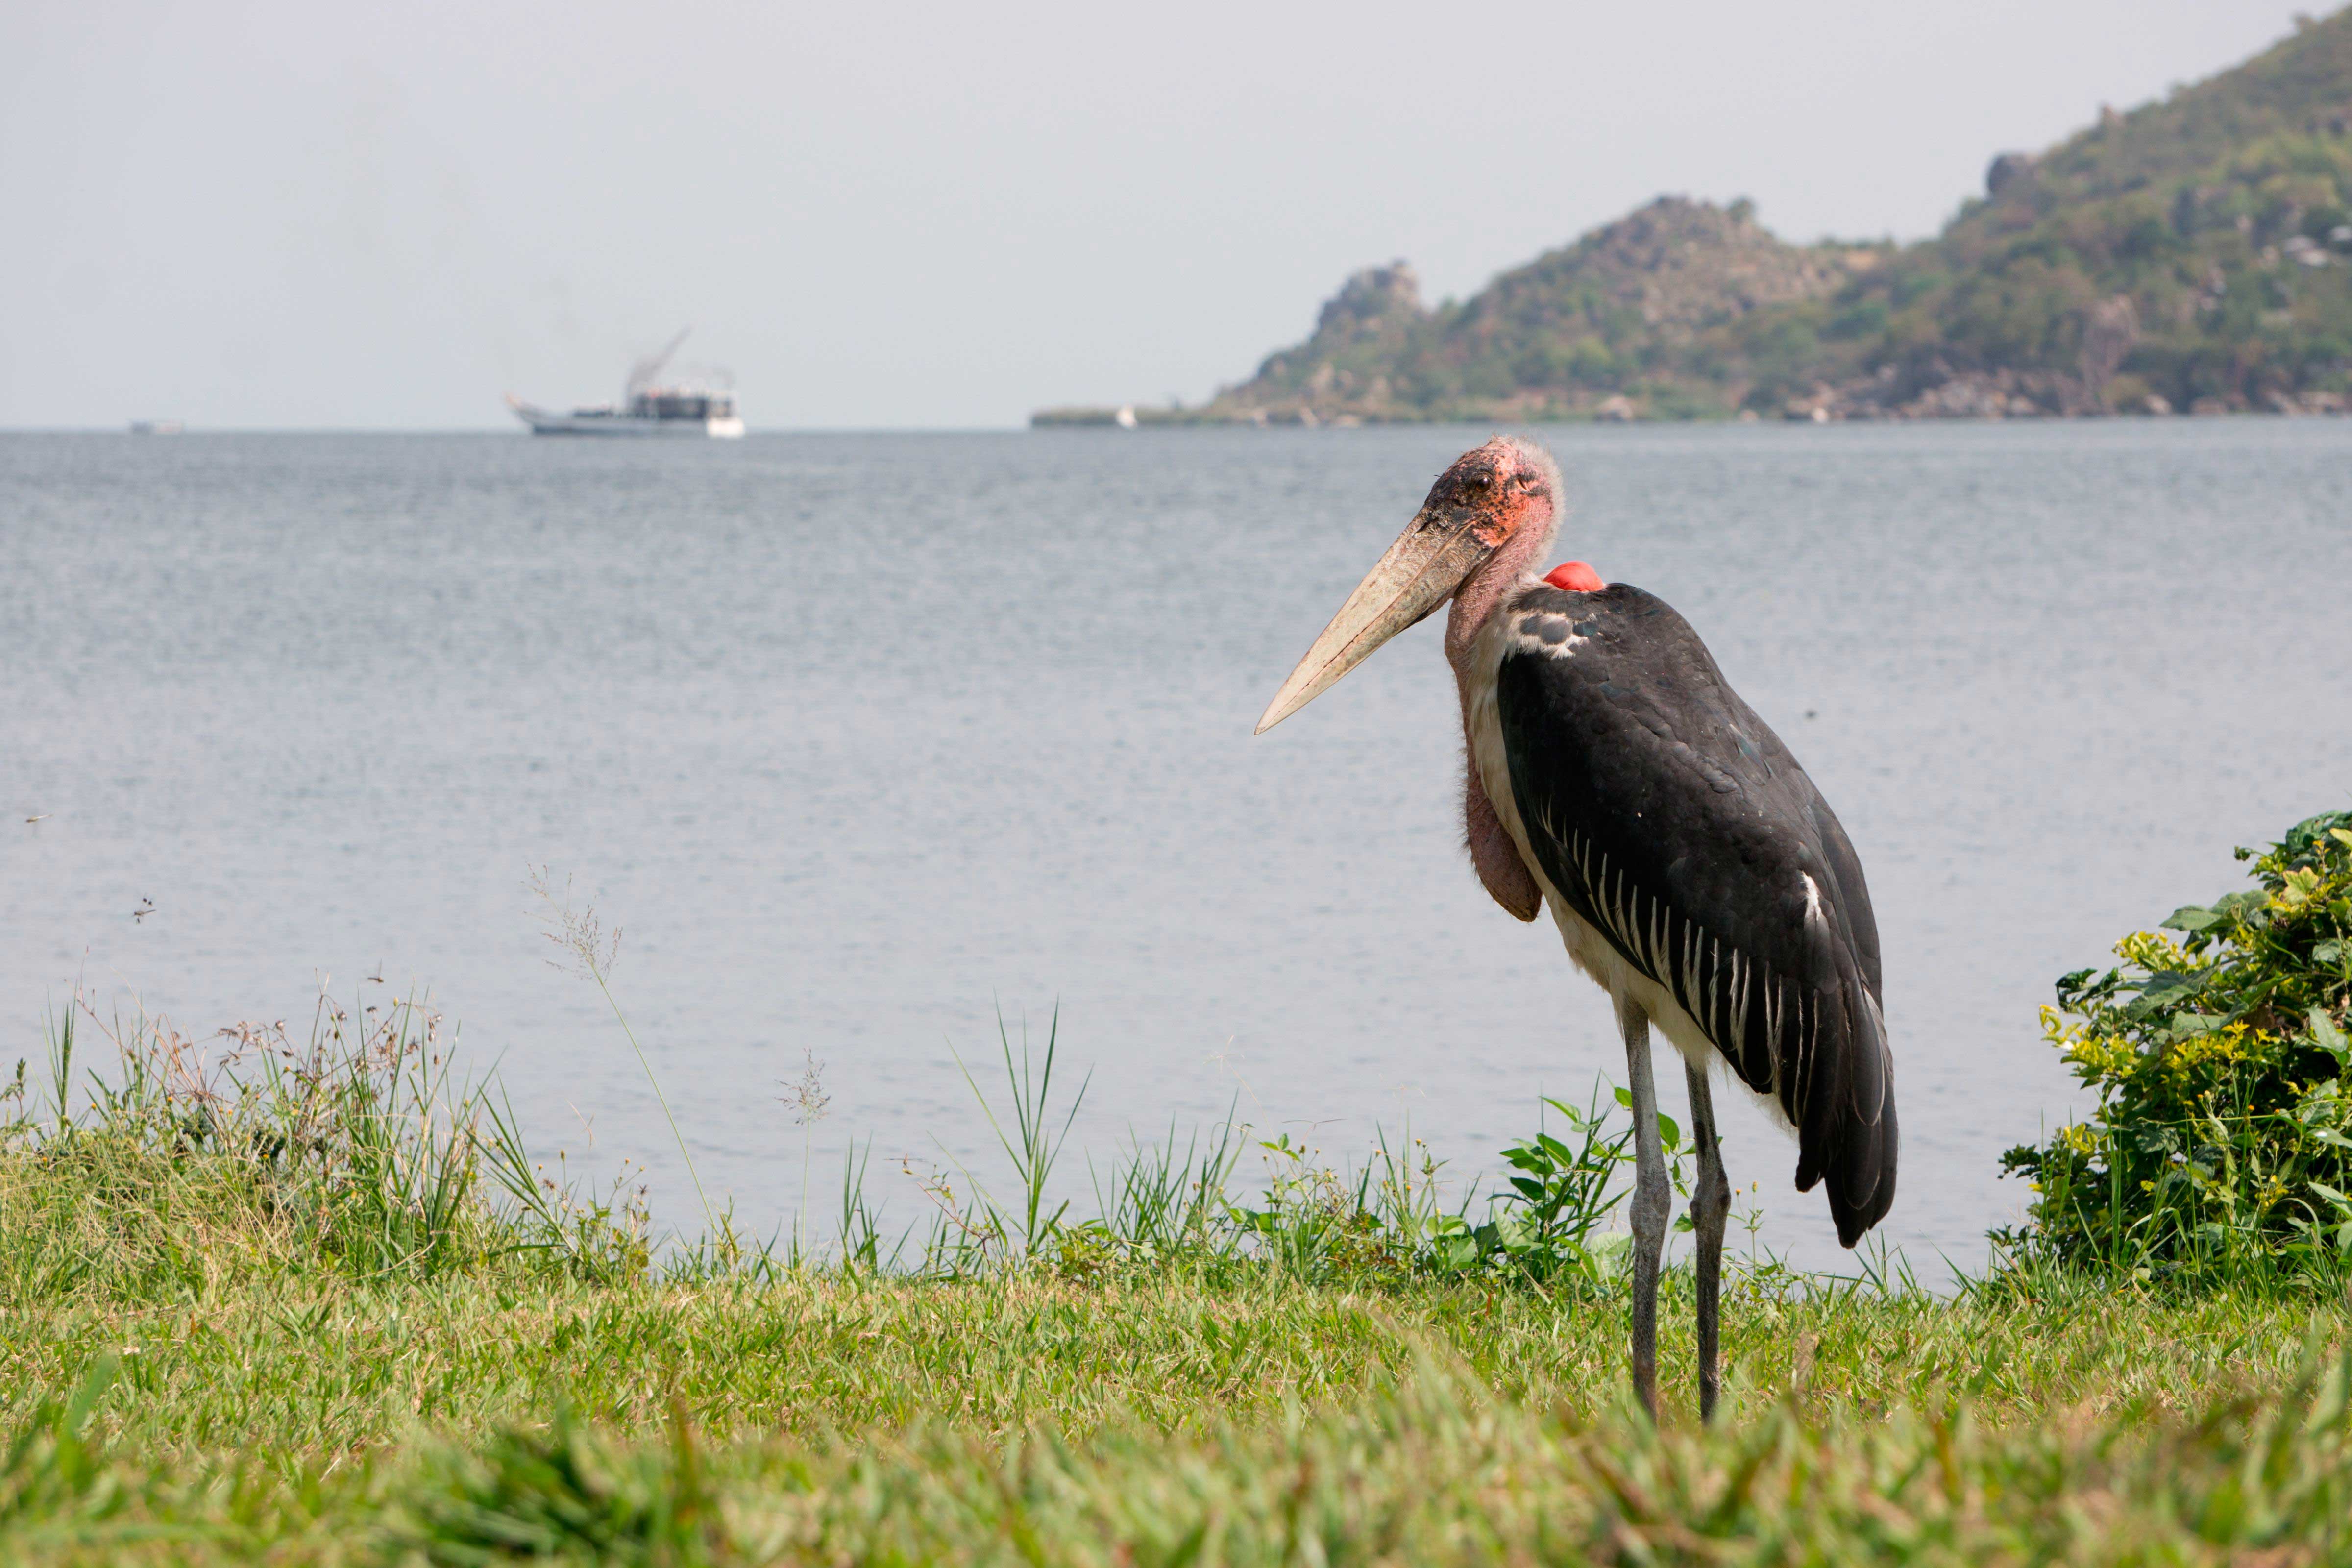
[5,422,2349,1276]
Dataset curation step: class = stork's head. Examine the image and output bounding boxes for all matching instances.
[1255,437,1562,734]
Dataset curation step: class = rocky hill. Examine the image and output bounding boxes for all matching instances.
[1190,199,1885,424]
[1035,8,2352,425]
[1827,6,2352,417]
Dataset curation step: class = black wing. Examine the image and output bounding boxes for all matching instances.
[1496,583,1895,1246]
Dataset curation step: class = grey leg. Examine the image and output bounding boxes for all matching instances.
[1684,1061,1732,1421]
[1618,992,1669,1421]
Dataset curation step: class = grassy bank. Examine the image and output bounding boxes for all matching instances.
[12,1264,2340,1458]
[5,995,2351,1563]
[4,1270,2349,1564]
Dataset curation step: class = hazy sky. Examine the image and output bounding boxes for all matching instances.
[2,1,2322,429]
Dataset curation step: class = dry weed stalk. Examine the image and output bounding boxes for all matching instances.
[526,864,715,1240]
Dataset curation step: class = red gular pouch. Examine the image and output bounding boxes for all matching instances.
[1543,561,1604,592]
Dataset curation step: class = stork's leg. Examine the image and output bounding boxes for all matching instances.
[1684,1061,1732,1421]
[1618,992,1669,1421]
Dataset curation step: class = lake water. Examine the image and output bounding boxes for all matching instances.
[4,421,2348,1280]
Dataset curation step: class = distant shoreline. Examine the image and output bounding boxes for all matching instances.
[1030,401,2352,429]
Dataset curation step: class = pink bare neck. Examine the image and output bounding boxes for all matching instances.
[1443,500,1556,923]
[1443,500,1558,678]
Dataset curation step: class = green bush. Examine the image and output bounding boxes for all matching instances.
[2000,810,2352,1281]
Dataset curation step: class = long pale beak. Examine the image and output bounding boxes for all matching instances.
[1254,511,1493,734]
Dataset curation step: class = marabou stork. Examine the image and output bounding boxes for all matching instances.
[1255,437,1895,1420]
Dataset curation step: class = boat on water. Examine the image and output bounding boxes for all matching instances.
[507,329,744,438]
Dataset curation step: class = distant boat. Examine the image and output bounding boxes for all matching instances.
[128,420,185,435]
[508,329,744,438]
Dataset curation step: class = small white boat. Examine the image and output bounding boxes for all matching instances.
[508,329,744,438]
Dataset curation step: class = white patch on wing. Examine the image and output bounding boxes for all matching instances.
[1505,611,1588,659]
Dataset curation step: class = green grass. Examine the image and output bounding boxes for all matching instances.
[6,1266,2336,1457]
[3,1273,2349,1564]
[6,987,2352,1563]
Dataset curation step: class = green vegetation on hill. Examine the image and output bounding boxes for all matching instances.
[1825,11,2352,418]
[1039,8,2352,425]
[1205,201,1885,425]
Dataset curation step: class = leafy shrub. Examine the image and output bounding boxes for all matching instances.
[1217,1085,1683,1291]
[2000,810,2352,1280]
[1424,1085,1685,1287]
